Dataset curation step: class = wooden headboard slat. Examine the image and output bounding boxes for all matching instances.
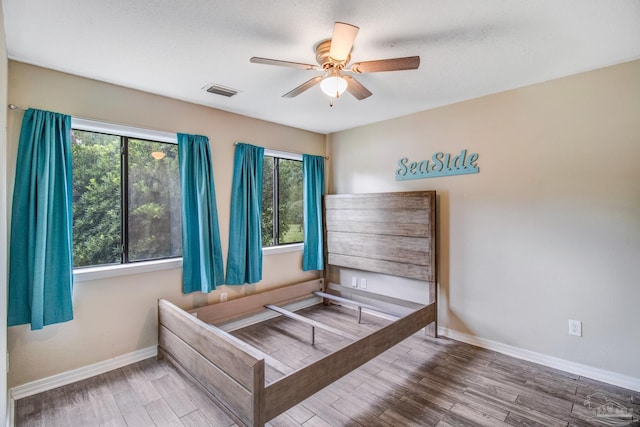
[324,192,433,210]
[326,208,430,224]
[328,254,432,281]
[326,220,431,238]
[327,232,431,266]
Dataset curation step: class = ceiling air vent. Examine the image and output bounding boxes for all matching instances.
[205,83,238,97]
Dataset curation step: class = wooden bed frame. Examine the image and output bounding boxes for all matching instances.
[158,191,437,426]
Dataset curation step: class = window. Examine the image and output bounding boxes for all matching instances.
[262,150,303,247]
[71,122,181,268]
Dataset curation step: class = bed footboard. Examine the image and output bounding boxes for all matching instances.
[158,299,265,426]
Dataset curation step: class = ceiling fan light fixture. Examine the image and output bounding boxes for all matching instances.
[251,22,418,102]
[320,72,348,98]
[151,151,166,160]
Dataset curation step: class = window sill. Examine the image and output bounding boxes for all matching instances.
[262,243,303,256]
[72,245,301,283]
[73,258,183,283]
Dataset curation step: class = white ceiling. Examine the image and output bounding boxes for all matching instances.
[4,0,640,134]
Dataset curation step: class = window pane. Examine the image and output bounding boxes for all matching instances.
[278,159,303,244]
[127,139,182,261]
[261,156,275,247]
[72,130,121,267]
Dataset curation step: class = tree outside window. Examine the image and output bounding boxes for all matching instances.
[262,155,303,247]
[72,129,181,268]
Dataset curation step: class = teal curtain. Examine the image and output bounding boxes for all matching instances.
[178,133,224,294]
[302,154,325,271]
[226,143,264,284]
[8,109,74,330]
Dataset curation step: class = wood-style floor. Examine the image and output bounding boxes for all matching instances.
[15,304,639,426]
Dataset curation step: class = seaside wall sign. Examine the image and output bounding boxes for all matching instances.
[395,149,480,181]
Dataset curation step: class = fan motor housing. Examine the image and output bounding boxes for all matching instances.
[315,39,350,70]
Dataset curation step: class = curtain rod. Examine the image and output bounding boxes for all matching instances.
[8,104,175,137]
[234,141,329,160]
[10,106,329,159]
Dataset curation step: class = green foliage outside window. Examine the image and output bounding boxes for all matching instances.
[73,132,300,265]
[72,131,121,266]
[261,156,303,247]
[127,139,182,261]
[72,129,181,268]
[262,157,274,246]
[278,159,303,244]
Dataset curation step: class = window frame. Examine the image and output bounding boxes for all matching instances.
[71,118,182,281]
[262,149,304,255]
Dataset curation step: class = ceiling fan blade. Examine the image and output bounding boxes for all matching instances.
[350,56,420,73]
[283,76,324,98]
[344,75,372,100]
[329,22,359,62]
[250,57,317,70]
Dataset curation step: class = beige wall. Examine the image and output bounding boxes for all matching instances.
[1,2,9,422]
[6,61,325,387]
[328,60,640,380]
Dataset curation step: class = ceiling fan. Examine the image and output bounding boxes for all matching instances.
[250,22,420,104]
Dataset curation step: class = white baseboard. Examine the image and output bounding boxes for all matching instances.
[9,345,157,402]
[438,327,640,393]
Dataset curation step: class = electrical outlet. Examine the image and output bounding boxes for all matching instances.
[351,276,358,288]
[220,292,228,302]
[568,319,582,337]
[358,278,367,289]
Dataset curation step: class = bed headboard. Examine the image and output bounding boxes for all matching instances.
[324,191,436,283]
